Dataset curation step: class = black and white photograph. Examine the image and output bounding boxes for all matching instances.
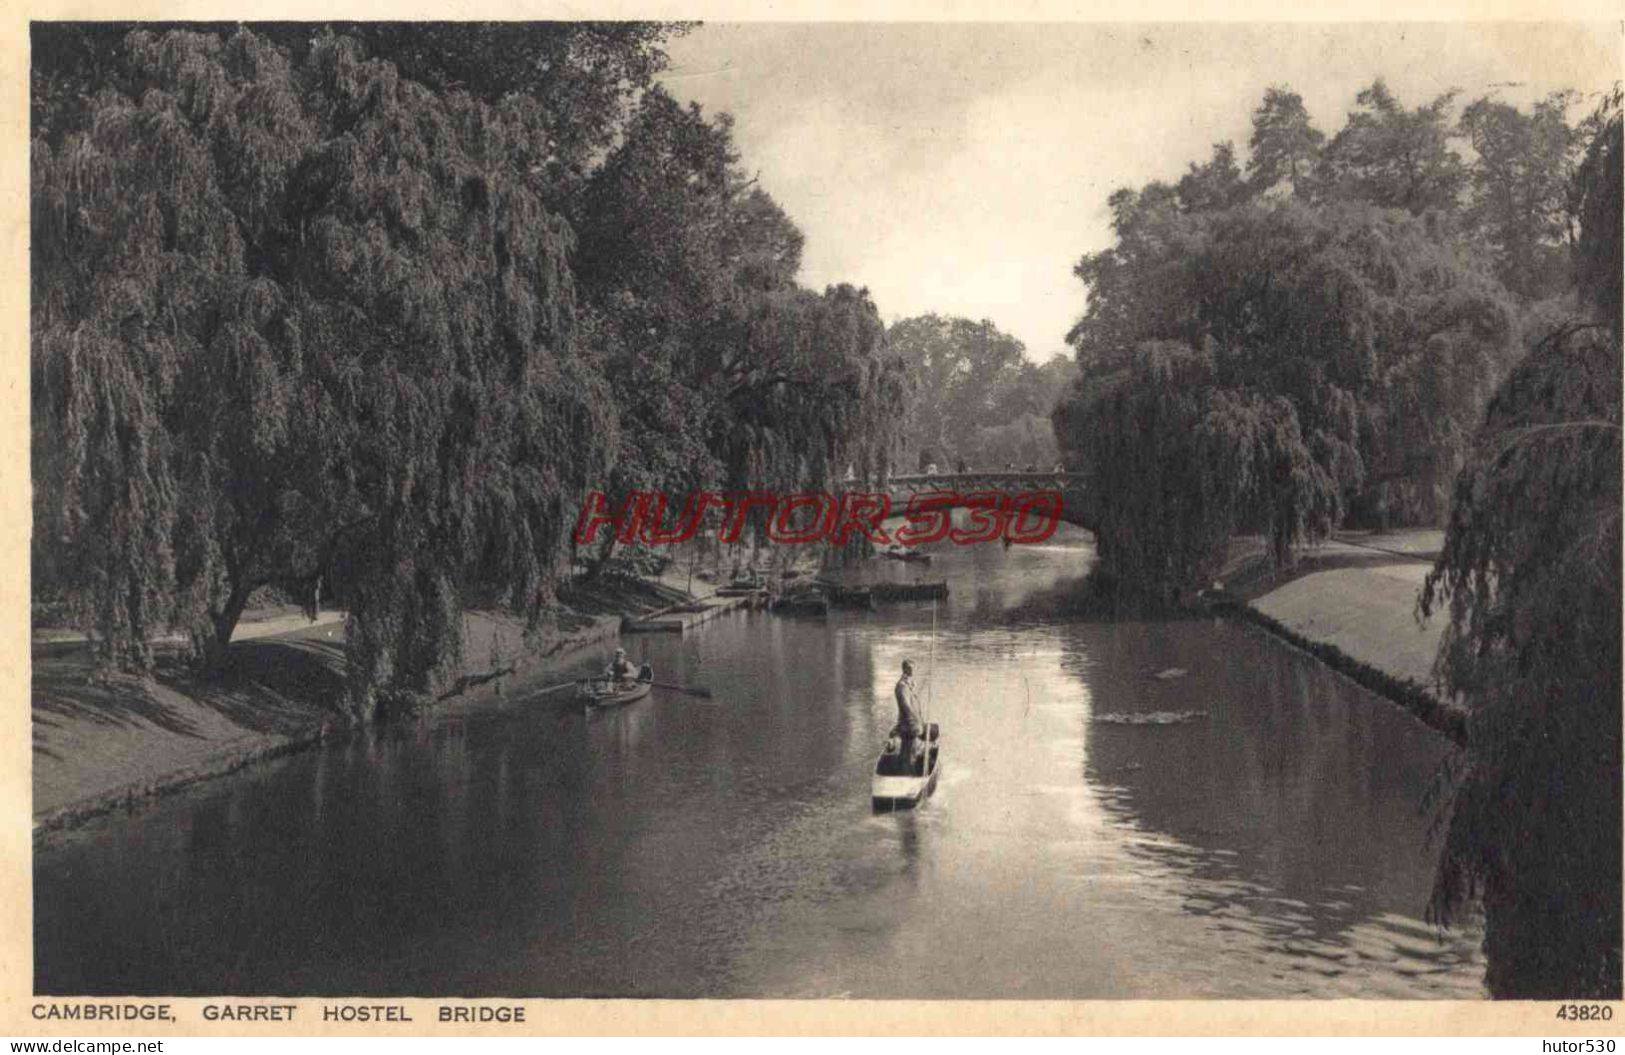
[19,11,1623,1028]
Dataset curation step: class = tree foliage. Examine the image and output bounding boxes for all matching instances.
[306,21,688,192]
[1419,91,1621,999]
[1318,79,1468,216]
[569,87,906,552]
[714,284,906,497]
[888,315,1073,470]
[1051,77,1582,603]
[31,28,615,707]
[1054,340,1339,600]
[1177,142,1248,214]
[1247,86,1324,198]
[1460,92,1586,300]
[31,21,691,202]
[32,25,908,687]
[1056,189,1517,599]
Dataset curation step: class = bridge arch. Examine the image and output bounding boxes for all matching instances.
[850,472,1097,534]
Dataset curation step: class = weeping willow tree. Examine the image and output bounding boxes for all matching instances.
[1420,93,1621,1000]
[289,34,616,704]
[35,25,906,704]
[33,28,617,712]
[835,292,912,489]
[1055,189,1517,604]
[1053,339,1341,603]
[31,29,271,669]
[570,87,908,557]
[713,283,906,496]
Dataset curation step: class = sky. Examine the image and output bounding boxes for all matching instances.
[658,22,1620,360]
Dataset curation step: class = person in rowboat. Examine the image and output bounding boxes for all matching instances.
[895,659,925,764]
[604,648,637,686]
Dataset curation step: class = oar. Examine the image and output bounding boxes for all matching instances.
[650,681,715,699]
[533,679,585,696]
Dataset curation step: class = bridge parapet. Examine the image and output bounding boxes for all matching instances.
[847,472,1095,533]
[885,471,1084,491]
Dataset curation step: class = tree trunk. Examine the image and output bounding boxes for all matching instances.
[206,580,257,668]
[583,534,617,582]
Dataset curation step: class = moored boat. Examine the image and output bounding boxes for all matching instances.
[772,591,830,617]
[868,581,949,602]
[822,583,876,610]
[578,665,654,709]
[727,571,769,591]
[872,722,940,811]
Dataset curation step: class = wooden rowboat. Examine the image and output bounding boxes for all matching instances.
[872,722,940,811]
[578,666,654,709]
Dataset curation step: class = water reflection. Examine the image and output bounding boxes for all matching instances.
[34,527,1481,997]
[1076,618,1478,997]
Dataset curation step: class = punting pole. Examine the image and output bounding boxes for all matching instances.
[927,598,937,774]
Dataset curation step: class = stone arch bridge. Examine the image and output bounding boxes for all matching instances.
[873,472,1097,535]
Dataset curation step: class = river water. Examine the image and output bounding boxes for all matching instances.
[34,528,1484,998]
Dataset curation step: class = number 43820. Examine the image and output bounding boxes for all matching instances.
[1555,1003,1614,1021]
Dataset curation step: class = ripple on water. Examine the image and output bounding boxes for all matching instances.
[1091,710,1209,725]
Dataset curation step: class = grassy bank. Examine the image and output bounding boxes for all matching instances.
[1214,529,1468,746]
[31,576,689,836]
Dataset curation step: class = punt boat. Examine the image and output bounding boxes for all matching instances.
[872,722,940,811]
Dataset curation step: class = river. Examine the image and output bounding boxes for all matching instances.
[34,527,1484,998]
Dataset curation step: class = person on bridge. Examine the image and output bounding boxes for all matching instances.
[956,458,968,474]
[895,659,925,766]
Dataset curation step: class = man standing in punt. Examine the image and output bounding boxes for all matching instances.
[895,659,924,768]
